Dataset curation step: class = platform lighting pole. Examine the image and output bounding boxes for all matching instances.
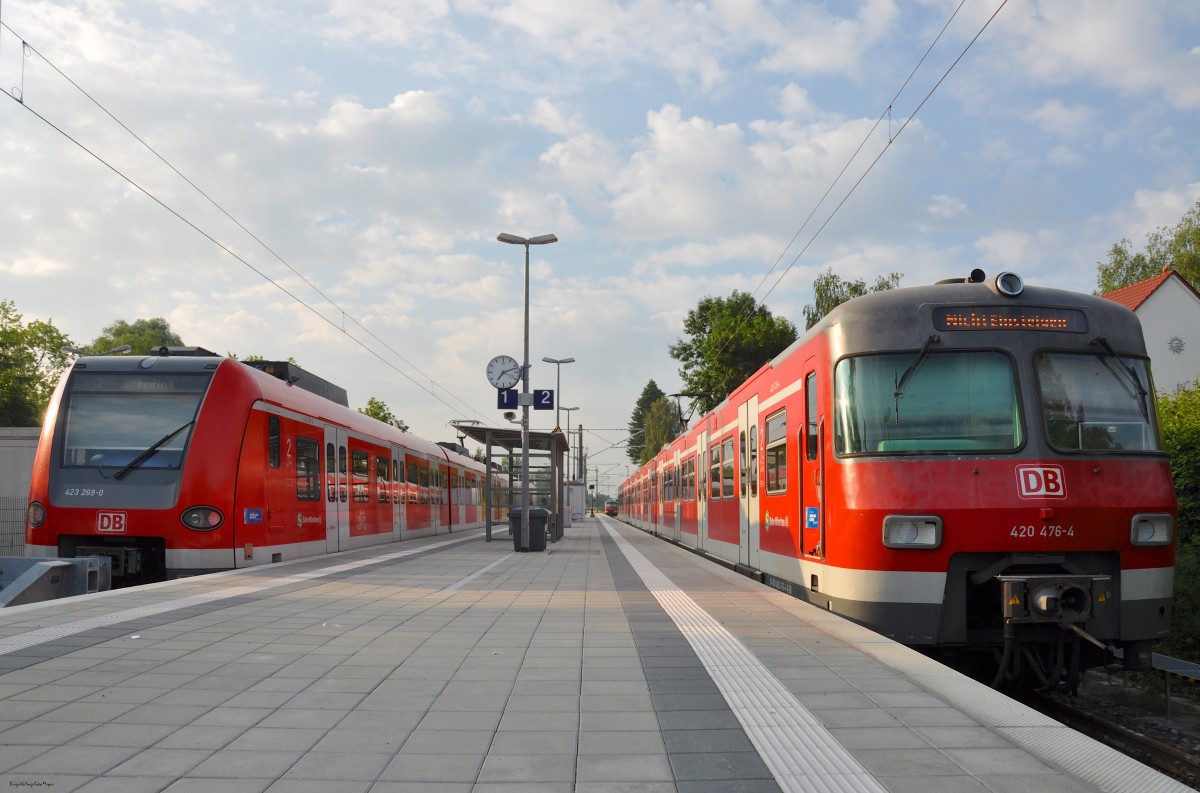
[561,406,579,479]
[497,232,558,550]
[541,356,575,431]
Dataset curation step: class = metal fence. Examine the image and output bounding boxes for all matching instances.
[0,496,27,556]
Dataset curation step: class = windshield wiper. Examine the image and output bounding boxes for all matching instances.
[1089,336,1149,423]
[109,421,194,481]
[894,334,940,424]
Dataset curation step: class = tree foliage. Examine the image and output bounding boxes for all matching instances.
[1097,199,1200,293]
[90,317,183,356]
[802,268,902,330]
[0,300,74,426]
[627,380,665,464]
[357,397,410,432]
[641,397,684,464]
[669,291,797,415]
[1155,383,1200,661]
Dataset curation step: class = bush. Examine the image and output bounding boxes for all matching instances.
[1156,384,1200,662]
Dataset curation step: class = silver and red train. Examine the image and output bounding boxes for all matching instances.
[25,349,507,586]
[619,270,1176,687]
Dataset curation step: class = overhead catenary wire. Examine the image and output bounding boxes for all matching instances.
[708,0,1008,365]
[0,18,487,424]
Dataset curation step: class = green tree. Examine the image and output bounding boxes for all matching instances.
[641,397,684,464]
[627,380,666,464]
[669,291,798,415]
[802,268,902,330]
[1097,199,1200,293]
[1155,382,1200,661]
[0,300,74,426]
[357,397,410,432]
[90,317,183,356]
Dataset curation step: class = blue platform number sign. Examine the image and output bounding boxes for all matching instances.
[533,389,554,410]
[497,389,518,409]
[805,507,819,529]
[244,508,264,525]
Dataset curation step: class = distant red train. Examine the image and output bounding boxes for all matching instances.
[620,271,1176,688]
[26,350,507,585]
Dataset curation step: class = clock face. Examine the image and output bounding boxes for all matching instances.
[486,355,521,389]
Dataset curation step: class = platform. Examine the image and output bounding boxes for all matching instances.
[0,516,1188,793]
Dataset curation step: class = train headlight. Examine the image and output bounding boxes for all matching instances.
[27,501,46,528]
[180,506,224,531]
[1130,513,1172,546]
[882,515,942,549]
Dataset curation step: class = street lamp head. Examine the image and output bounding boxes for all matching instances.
[497,232,558,246]
[542,356,575,365]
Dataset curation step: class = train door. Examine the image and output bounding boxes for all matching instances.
[800,367,824,559]
[324,425,350,552]
[437,463,451,532]
[739,396,760,568]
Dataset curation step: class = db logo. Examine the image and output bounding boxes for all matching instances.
[1016,465,1067,499]
[96,511,128,533]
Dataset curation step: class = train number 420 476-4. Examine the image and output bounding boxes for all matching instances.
[1011,525,1074,538]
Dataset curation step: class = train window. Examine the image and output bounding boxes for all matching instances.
[697,452,705,500]
[739,432,747,497]
[296,437,320,501]
[749,426,758,497]
[806,373,818,462]
[834,351,1020,454]
[765,410,787,494]
[376,456,390,503]
[351,450,369,502]
[722,438,735,499]
[268,416,281,469]
[59,371,212,470]
[339,446,347,474]
[408,462,419,485]
[327,443,335,474]
[1036,352,1162,452]
[709,445,721,500]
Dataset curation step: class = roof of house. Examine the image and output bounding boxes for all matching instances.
[1101,268,1200,311]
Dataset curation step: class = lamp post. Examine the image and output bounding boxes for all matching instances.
[561,406,579,479]
[497,231,558,551]
[541,356,575,430]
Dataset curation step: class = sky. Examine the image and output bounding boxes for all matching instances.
[3,0,1200,496]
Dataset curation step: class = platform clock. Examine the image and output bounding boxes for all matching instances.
[486,355,521,390]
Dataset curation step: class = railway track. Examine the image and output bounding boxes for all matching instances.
[1025,687,1200,789]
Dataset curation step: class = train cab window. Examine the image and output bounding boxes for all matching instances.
[834,351,1020,454]
[268,416,281,469]
[296,436,321,501]
[765,410,787,494]
[721,438,735,499]
[1036,352,1163,452]
[709,445,721,500]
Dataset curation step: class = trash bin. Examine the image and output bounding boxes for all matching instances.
[508,507,550,552]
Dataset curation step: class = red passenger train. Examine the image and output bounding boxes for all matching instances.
[25,349,508,585]
[620,271,1176,688]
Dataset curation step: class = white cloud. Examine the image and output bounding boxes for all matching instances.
[928,194,968,219]
[1028,100,1096,135]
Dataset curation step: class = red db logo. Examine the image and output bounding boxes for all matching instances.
[97,512,128,533]
[1016,465,1067,499]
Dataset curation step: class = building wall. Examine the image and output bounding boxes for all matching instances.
[0,427,39,555]
[1137,280,1200,393]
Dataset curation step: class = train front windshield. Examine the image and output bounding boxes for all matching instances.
[61,371,212,472]
[835,351,1021,454]
[1036,352,1163,452]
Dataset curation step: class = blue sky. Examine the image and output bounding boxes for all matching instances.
[3,0,1199,493]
